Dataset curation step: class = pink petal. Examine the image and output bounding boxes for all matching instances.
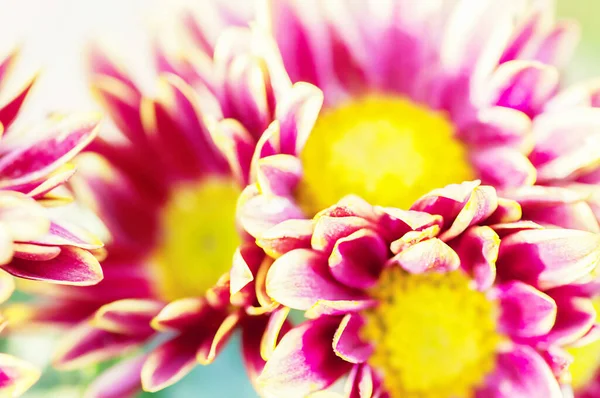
[494,281,556,338]
[256,154,303,197]
[141,334,199,392]
[329,229,386,289]
[258,317,352,398]
[497,229,600,290]
[477,344,561,398]
[389,238,460,274]
[332,313,372,364]
[93,299,163,335]
[311,216,373,254]
[257,219,314,259]
[0,353,40,397]
[450,225,499,290]
[266,249,367,311]
[2,246,103,286]
[85,354,145,398]
[210,118,255,186]
[0,115,100,187]
[472,148,536,189]
[543,286,596,346]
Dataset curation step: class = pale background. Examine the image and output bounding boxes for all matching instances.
[0,0,596,397]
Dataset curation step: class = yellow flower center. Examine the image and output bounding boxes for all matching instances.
[150,177,240,301]
[568,299,600,391]
[296,95,474,215]
[361,267,500,398]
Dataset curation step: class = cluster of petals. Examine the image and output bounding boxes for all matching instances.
[257,181,600,398]
[0,50,103,396]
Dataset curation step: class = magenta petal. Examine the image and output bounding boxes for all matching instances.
[0,115,100,187]
[472,148,536,189]
[241,315,270,386]
[258,317,352,398]
[256,154,303,197]
[477,344,561,398]
[332,313,373,364]
[85,354,145,398]
[30,221,103,250]
[230,243,263,297]
[459,106,531,150]
[257,219,314,259]
[0,353,40,397]
[312,216,374,253]
[266,249,367,311]
[389,238,460,274]
[543,286,596,346]
[238,187,305,238]
[2,246,103,286]
[141,334,199,392]
[329,229,386,289]
[494,281,556,338]
[207,118,255,186]
[450,226,499,291]
[496,229,600,290]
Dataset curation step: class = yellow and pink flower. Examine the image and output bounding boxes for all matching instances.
[257,181,600,398]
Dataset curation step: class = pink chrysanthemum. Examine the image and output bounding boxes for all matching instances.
[256,181,600,398]
[0,50,103,396]
[237,0,600,238]
[24,24,314,396]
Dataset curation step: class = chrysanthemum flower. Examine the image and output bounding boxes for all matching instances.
[0,50,103,396]
[31,26,313,396]
[257,181,600,398]
[235,0,600,236]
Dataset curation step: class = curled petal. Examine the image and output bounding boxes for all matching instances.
[451,225,499,291]
[266,249,367,310]
[312,216,373,254]
[257,219,314,259]
[332,313,373,364]
[257,154,303,196]
[389,238,460,274]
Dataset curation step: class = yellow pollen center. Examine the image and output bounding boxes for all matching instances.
[361,267,500,398]
[150,177,240,301]
[296,95,474,215]
[568,299,600,391]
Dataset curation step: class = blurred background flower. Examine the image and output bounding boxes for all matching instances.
[0,0,598,396]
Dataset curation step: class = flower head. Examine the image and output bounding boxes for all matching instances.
[237,0,600,237]
[258,181,600,398]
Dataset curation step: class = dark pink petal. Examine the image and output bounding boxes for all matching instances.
[496,229,600,290]
[458,106,531,150]
[266,249,367,311]
[450,226,499,290]
[141,334,199,392]
[329,229,386,289]
[257,219,314,259]
[0,115,100,187]
[332,314,372,364]
[543,286,596,346]
[0,353,40,397]
[93,299,163,335]
[485,61,559,117]
[151,297,211,332]
[258,317,352,398]
[344,364,382,398]
[196,312,241,365]
[276,82,323,155]
[477,344,561,398]
[85,354,145,398]
[472,148,536,189]
[493,281,556,338]
[311,216,373,254]
[389,238,460,274]
[2,246,103,286]
[53,323,147,370]
[241,315,270,387]
[12,243,60,262]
